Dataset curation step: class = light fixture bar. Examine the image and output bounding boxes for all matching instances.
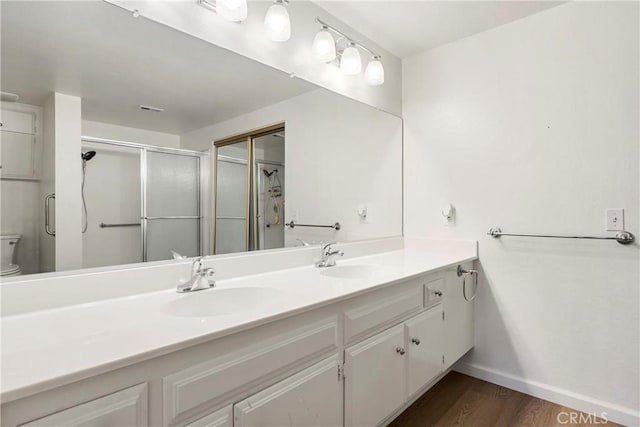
[198,0,217,12]
[314,17,380,58]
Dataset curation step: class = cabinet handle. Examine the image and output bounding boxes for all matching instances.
[434,290,443,297]
[396,346,406,356]
[411,338,421,345]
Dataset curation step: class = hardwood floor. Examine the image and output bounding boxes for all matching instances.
[389,372,619,427]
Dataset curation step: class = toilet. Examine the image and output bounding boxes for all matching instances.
[1,234,22,277]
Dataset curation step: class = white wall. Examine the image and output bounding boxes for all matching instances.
[106,0,402,116]
[82,120,180,148]
[80,142,142,269]
[182,88,403,246]
[53,93,83,272]
[403,2,639,424]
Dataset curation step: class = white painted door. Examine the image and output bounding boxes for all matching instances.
[405,306,444,397]
[234,356,342,427]
[19,383,148,427]
[444,264,474,369]
[344,324,406,427]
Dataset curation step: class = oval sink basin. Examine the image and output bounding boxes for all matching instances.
[163,287,284,317]
[320,265,373,279]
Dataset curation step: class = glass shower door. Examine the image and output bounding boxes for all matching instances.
[215,142,249,254]
[144,151,200,261]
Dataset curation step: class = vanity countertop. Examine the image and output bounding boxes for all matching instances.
[1,243,476,403]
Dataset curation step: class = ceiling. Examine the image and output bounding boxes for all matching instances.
[1,1,317,135]
[314,1,566,58]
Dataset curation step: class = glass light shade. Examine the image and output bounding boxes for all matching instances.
[365,58,385,86]
[340,44,362,75]
[217,0,247,22]
[313,29,336,62]
[264,2,291,42]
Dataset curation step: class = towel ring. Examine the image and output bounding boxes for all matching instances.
[457,265,478,302]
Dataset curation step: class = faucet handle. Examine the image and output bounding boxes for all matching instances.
[321,242,337,252]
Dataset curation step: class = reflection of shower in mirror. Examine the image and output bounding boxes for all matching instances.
[263,168,282,226]
[81,150,97,233]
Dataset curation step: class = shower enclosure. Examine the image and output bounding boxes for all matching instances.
[81,137,207,268]
[214,125,285,254]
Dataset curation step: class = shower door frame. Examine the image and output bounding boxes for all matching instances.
[213,122,285,254]
[81,136,206,262]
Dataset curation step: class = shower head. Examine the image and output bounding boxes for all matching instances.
[263,168,277,178]
[81,151,97,162]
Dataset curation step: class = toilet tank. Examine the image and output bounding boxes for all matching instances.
[1,234,21,267]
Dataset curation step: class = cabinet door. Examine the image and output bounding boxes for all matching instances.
[186,405,232,427]
[444,264,474,369]
[405,307,444,397]
[234,356,342,427]
[19,383,148,427]
[344,324,406,427]
[1,131,36,178]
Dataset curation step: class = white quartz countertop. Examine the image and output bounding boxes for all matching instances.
[1,245,476,402]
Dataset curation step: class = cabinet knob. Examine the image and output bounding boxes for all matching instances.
[434,290,443,297]
[396,346,406,356]
[411,337,421,345]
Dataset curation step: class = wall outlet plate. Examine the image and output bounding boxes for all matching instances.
[606,208,624,231]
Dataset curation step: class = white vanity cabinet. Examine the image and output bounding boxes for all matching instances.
[344,324,407,427]
[18,383,148,427]
[234,356,342,427]
[443,262,475,368]
[405,306,444,397]
[2,263,476,427]
[186,406,233,427]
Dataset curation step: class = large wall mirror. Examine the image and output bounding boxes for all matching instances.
[0,1,402,278]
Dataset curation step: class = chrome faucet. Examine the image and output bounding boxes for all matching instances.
[177,257,216,293]
[316,242,344,268]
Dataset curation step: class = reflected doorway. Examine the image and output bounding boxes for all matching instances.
[214,124,285,254]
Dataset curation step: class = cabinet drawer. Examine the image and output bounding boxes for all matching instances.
[344,281,423,344]
[234,356,342,427]
[163,318,337,426]
[19,383,148,427]
[424,277,444,308]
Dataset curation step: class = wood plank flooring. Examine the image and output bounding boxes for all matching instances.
[389,372,619,427]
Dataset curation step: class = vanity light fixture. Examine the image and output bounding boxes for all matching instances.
[264,0,291,42]
[364,55,384,86]
[313,25,336,62]
[197,0,248,23]
[340,42,362,75]
[314,17,384,85]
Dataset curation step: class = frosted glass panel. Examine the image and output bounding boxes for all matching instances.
[146,152,199,217]
[216,160,247,217]
[215,218,247,254]
[146,219,199,261]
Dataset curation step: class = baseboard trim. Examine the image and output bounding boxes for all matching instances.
[454,361,640,426]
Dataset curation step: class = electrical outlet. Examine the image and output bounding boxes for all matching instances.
[606,208,624,231]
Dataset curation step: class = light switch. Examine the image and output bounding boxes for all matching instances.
[606,209,624,231]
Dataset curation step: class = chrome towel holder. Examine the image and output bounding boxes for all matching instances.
[488,227,635,245]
